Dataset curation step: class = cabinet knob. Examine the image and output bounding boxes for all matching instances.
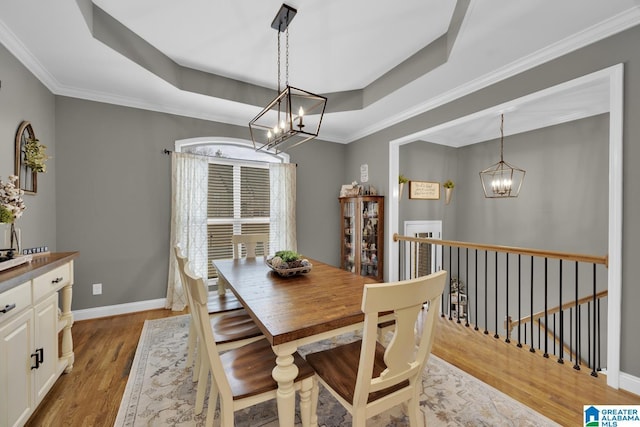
[0,303,16,314]
[51,277,64,284]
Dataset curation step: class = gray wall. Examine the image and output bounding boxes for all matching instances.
[399,141,458,238]
[0,43,56,251]
[398,114,608,253]
[345,25,640,377]
[289,140,347,267]
[455,114,608,252]
[54,97,345,310]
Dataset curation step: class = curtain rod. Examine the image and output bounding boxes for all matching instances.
[162,149,296,166]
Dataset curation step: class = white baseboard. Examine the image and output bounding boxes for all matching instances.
[72,298,168,321]
[620,371,640,396]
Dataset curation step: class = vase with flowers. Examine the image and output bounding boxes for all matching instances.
[443,180,455,205]
[0,175,26,255]
[399,174,409,199]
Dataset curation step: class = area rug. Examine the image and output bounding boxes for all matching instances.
[115,315,559,426]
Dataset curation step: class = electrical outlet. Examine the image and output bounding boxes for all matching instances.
[92,283,102,295]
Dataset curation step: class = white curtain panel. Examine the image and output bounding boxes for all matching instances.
[269,163,297,254]
[166,152,209,311]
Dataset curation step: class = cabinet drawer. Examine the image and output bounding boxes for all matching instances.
[0,281,31,324]
[33,263,71,302]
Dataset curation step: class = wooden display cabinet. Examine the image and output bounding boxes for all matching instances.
[339,196,384,281]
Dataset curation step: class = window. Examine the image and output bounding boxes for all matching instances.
[178,138,288,279]
[207,162,270,278]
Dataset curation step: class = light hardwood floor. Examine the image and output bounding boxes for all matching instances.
[26,309,639,426]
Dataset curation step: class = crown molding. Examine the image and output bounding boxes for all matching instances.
[0,19,61,92]
[346,6,640,143]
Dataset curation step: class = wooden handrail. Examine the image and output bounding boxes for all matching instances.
[393,233,608,266]
[507,289,608,330]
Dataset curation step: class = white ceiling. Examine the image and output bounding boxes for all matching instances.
[1,0,639,145]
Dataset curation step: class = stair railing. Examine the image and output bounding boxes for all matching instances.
[394,233,608,376]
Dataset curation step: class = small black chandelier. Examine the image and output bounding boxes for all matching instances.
[249,4,327,153]
[479,114,526,198]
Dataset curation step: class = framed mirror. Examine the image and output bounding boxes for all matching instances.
[15,121,38,194]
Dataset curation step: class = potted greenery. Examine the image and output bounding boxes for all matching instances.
[443,180,455,205]
[399,174,409,199]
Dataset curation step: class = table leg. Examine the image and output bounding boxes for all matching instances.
[217,276,228,296]
[272,342,299,427]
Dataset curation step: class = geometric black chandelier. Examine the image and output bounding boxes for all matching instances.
[249,4,327,154]
[479,113,526,198]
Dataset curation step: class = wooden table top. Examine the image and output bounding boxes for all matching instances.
[213,257,371,346]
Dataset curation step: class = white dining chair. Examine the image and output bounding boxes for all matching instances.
[305,270,447,427]
[174,245,262,414]
[183,261,318,427]
[231,233,269,259]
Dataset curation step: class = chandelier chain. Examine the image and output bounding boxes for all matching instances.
[500,113,504,162]
[285,27,289,86]
[277,31,281,93]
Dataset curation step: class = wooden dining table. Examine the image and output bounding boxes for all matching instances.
[213,256,377,427]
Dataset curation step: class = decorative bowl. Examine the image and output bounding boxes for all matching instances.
[265,257,313,277]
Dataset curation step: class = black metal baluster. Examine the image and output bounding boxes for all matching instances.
[544,258,549,358]
[465,248,470,327]
[457,247,461,323]
[517,254,522,348]
[558,260,564,364]
[474,250,479,331]
[591,263,598,377]
[494,251,499,339]
[530,256,535,353]
[440,243,445,316]
[552,314,556,356]
[597,298,602,373]
[448,246,453,320]
[574,261,580,370]
[505,253,510,343]
[587,300,592,374]
[484,251,488,334]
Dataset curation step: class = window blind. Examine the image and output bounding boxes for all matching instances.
[207,163,270,279]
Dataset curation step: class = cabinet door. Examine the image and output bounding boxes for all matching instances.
[360,198,381,280]
[341,199,356,273]
[0,309,33,427]
[33,293,59,403]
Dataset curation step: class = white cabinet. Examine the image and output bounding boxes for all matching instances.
[0,308,33,427]
[0,253,77,427]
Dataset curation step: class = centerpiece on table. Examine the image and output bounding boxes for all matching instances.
[266,250,313,277]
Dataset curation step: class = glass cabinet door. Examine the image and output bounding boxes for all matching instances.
[360,199,380,278]
[339,196,384,281]
[342,200,356,273]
